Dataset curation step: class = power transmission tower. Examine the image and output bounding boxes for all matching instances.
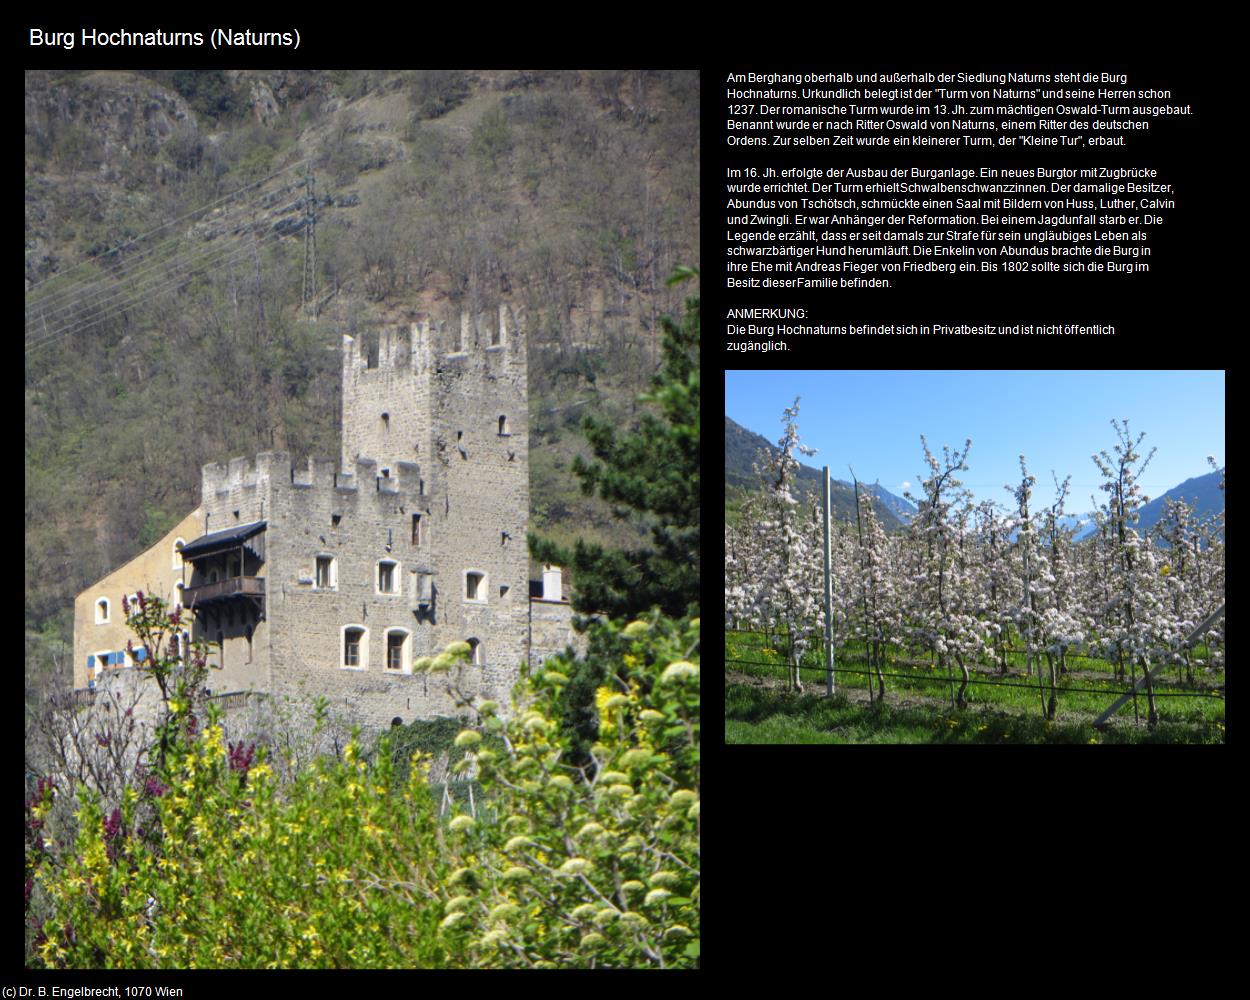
[302,173,318,317]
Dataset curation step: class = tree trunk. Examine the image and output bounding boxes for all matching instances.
[1140,655,1158,728]
[953,651,970,709]
[874,639,886,703]
[1045,651,1058,720]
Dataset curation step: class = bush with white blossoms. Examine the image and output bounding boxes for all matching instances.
[727,411,1224,728]
[437,615,700,969]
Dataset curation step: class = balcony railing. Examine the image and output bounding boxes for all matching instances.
[182,576,265,607]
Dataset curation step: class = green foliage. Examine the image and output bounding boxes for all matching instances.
[407,70,471,120]
[530,271,700,621]
[169,70,246,122]
[437,616,700,968]
[28,602,700,968]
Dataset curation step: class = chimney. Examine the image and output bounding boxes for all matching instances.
[542,565,563,602]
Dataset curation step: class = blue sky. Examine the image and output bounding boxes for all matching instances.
[725,371,1225,514]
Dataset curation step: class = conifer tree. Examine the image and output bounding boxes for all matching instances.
[529,269,700,620]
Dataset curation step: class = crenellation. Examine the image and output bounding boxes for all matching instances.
[76,303,575,734]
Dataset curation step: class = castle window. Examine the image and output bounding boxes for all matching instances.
[95,598,110,625]
[467,637,483,665]
[377,559,400,595]
[342,626,368,670]
[386,629,411,672]
[332,513,342,527]
[464,571,487,603]
[315,555,337,590]
[382,412,390,430]
[412,513,423,546]
[216,631,225,671]
[172,538,186,570]
[246,625,254,664]
[498,415,509,436]
[173,582,185,609]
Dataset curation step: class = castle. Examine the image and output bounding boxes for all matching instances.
[72,305,576,728]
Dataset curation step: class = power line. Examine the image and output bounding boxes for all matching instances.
[24,159,309,297]
[24,226,293,356]
[24,175,311,332]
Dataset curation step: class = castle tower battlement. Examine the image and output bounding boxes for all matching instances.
[152,301,546,729]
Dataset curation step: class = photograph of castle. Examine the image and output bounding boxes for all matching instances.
[26,67,699,970]
[73,306,575,727]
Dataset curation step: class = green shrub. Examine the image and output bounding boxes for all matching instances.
[28,615,700,968]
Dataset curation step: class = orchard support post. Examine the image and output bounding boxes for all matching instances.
[1092,603,1225,729]
[823,466,835,696]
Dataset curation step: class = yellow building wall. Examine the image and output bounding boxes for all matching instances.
[72,508,204,689]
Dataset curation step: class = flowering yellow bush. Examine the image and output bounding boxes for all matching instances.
[27,611,699,969]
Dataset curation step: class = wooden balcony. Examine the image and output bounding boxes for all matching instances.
[182,576,265,608]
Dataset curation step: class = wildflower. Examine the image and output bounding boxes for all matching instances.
[580,932,606,950]
[622,620,651,637]
[619,748,651,768]
[669,789,697,809]
[557,858,591,876]
[489,902,521,922]
[440,911,469,931]
[454,730,482,748]
[644,888,672,906]
[227,741,256,774]
[660,660,699,684]
[430,653,455,674]
[448,815,475,833]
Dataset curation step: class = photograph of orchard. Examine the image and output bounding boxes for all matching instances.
[725,370,1225,744]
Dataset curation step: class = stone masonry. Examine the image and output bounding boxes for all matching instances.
[74,305,577,731]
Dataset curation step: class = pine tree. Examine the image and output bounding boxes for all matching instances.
[530,269,700,620]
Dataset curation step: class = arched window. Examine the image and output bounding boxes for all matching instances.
[377,559,400,595]
[467,637,484,666]
[94,598,110,624]
[172,538,186,570]
[498,415,509,436]
[385,628,411,673]
[342,625,369,670]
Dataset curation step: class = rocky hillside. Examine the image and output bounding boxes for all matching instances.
[24,69,699,694]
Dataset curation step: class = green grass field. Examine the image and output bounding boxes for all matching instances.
[725,629,1225,744]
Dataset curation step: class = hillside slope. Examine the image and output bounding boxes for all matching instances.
[725,416,904,529]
